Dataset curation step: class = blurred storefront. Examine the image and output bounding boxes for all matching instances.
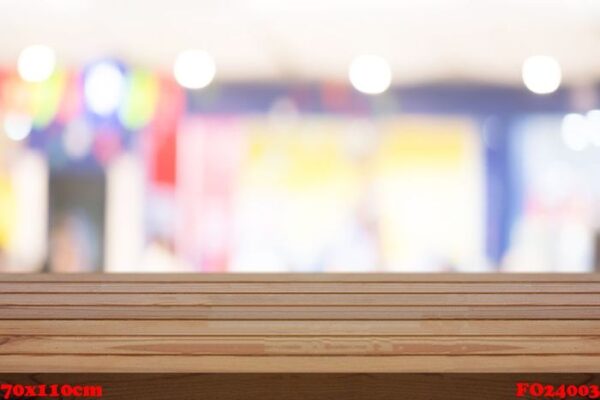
[0,73,599,272]
[1,0,599,273]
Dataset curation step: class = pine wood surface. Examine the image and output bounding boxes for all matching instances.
[1,274,599,372]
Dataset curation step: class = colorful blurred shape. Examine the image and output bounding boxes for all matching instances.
[118,69,159,131]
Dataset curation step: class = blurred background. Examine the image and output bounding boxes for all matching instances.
[0,0,600,273]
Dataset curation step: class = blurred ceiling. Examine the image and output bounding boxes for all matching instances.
[1,0,600,85]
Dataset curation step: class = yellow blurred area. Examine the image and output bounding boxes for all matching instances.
[213,116,482,271]
[245,120,358,192]
[0,175,15,249]
[377,120,472,168]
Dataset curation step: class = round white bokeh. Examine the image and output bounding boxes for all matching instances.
[84,61,126,116]
[18,45,56,83]
[348,55,392,95]
[173,49,216,89]
[522,55,562,95]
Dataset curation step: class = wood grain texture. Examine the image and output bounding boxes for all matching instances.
[1,274,599,372]
[3,305,600,320]
[3,355,600,373]
[3,282,600,293]
[3,273,600,281]
[3,320,600,335]
[1,335,599,355]
[3,293,599,305]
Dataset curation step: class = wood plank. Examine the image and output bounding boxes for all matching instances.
[1,273,598,282]
[2,319,599,336]
[2,305,599,319]
[2,274,600,373]
[1,335,598,355]
[1,293,598,305]
[1,354,600,372]
[3,282,600,293]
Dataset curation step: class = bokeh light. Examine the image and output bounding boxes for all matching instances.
[84,61,126,116]
[3,112,33,141]
[586,110,600,146]
[62,118,94,159]
[118,69,159,130]
[561,113,589,151]
[348,55,392,95]
[522,55,562,95]
[17,45,56,83]
[173,50,216,89]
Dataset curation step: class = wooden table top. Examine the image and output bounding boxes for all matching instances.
[1,273,600,373]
